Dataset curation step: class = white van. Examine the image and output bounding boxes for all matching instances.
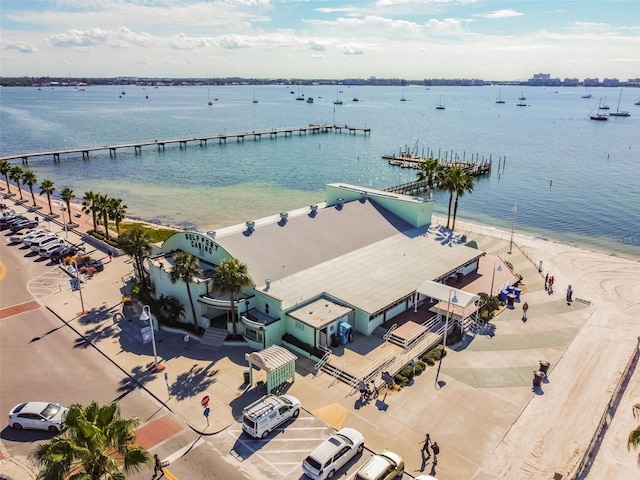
[241,394,300,439]
[31,235,63,253]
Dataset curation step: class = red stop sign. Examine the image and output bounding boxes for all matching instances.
[201,395,210,407]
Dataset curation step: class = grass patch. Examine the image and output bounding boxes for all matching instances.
[109,221,178,244]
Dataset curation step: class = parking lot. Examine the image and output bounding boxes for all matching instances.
[211,411,372,480]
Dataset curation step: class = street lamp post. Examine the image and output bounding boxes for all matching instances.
[58,201,68,239]
[490,258,503,297]
[140,305,163,371]
[435,289,458,387]
[508,204,518,254]
[72,261,85,314]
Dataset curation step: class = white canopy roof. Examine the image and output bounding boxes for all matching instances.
[416,280,480,309]
[244,345,297,373]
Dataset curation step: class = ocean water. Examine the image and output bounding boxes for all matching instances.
[1,84,639,259]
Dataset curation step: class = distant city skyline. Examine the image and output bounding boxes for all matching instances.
[1,0,638,80]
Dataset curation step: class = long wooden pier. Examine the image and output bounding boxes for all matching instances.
[1,124,371,164]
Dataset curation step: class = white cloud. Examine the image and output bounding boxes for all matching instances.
[474,9,523,19]
[4,41,38,53]
[341,46,365,55]
[47,27,154,48]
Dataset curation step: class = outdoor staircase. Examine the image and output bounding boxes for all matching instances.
[200,327,228,347]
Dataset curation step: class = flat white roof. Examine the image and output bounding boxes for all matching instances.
[265,226,483,313]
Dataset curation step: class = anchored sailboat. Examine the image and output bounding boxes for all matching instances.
[609,90,630,117]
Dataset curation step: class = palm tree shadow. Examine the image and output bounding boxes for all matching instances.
[170,362,217,400]
[117,364,160,392]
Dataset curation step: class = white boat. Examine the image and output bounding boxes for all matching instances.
[208,88,213,106]
[495,89,505,104]
[581,88,592,98]
[435,95,445,110]
[400,89,407,102]
[333,88,343,105]
[609,90,630,117]
[252,89,258,104]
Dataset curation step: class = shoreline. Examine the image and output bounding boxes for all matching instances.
[2,183,639,263]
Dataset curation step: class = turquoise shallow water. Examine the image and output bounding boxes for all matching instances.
[1,84,639,259]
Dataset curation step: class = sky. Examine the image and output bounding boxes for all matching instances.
[1,0,638,81]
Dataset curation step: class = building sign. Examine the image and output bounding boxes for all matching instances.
[184,232,218,257]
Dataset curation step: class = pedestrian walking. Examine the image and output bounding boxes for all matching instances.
[107,249,113,262]
[153,454,164,478]
[566,285,573,304]
[522,302,529,322]
[431,442,440,465]
[420,433,431,456]
[544,273,549,291]
[183,333,190,350]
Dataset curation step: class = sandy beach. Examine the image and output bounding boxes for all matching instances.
[3,182,640,478]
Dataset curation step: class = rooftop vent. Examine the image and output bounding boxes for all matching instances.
[310,204,318,213]
[265,278,271,291]
[206,231,216,239]
[246,221,255,232]
[279,212,289,223]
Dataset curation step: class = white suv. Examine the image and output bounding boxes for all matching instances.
[302,427,365,480]
[22,230,51,247]
[31,235,63,253]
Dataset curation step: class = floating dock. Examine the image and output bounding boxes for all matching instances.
[383,147,493,177]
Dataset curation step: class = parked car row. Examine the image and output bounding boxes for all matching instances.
[6,226,84,261]
[241,394,405,480]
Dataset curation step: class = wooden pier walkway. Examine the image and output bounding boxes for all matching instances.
[1,124,370,164]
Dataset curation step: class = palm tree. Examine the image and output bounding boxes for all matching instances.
[438,166,460,229]
[39,179,56,215]
[629,403,640,466]
[451,170,474,231]
[153,294,186,326]
[108,197,127,236]
[416,157,443,201]
[21,170,38,207]
[169,251,203,324]
[60,187,75,225]
[94,193,111,240]
[0,159,12,193]
[31,401,149,480]
[119,225,152,288]
[210,258,252,337]
[9,166,24,200]
[82,191,100,231]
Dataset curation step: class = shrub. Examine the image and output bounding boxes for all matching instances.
[414,361,426,376]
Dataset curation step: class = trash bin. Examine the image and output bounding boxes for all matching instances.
[243,370,250,385]
[507,294,515,308]
[539,360,550,375]
[499,290,508,302]
[512,287,522,301]
[331,334,340,347]
[532,370,545,387]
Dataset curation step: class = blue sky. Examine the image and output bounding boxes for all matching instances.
[1,0,638,80]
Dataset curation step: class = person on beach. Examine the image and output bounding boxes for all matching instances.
[545,273,549,291]
[566,285,573,304]
[522,302,529,322]
[420,433,431,456]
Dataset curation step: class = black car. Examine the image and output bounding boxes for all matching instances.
[49,245,78,263]
[10,219,39,232]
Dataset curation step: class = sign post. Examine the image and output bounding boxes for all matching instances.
[203,407,210,427]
